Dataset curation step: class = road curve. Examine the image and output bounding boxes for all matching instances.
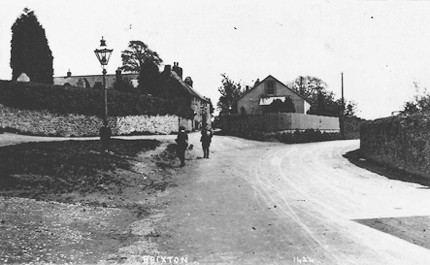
[158,135,430,264]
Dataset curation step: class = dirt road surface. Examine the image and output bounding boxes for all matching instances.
[155,134,430,265]
[2,132,430,264]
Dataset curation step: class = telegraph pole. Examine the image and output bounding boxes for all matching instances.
[341,72,345,139]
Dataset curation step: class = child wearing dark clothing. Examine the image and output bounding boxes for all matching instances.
[175,126,188,166]
[200,127,213,158]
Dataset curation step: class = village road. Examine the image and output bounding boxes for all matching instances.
[157,135,430,265]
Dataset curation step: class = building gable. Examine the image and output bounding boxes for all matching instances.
[237,75,311,115]
[253,75,308,101]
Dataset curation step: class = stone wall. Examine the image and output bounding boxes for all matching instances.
[113,115,179,135]
[360,112,430,178]
[0,104,190,137]
[221,113,340,133]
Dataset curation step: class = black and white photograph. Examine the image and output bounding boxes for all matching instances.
[1,0,430,264]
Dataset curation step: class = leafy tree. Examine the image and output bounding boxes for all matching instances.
[403,101,420,114]
[121,40,163,95]
[138,60,161,95]
[400,82,430,115]
[121,40,162,73]
[290,75,357,117]
[217,74,243,115]
[290,76,327,100]
[342,100,358,117]
[10,8,54,84]
[310,90,328,116]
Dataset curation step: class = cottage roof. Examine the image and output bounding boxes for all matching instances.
[241,75,310,104]
[169,71,209,102]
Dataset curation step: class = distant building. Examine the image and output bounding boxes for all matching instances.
[53,63,211,130]
[162,62,211,130]
[53,69,138,89]
[237,75,311,115]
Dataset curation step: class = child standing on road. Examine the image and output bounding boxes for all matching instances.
[200,126,213,158]
[176,126,188,167]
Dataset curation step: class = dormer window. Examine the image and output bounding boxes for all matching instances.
[266,80,275,94]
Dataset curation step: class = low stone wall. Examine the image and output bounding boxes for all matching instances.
[220,113,339,133]
[113,115,179,135]
[0,104,190,137]
[360,112,430,178]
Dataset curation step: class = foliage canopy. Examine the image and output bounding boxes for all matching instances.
[289,75,357,117]
[401,82,430,115]
[121,40,162,73]
[217,74,243,115]
[121,40,163,94]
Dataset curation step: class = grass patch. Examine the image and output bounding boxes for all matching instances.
[0,139,160,199]
[344,149,430,188]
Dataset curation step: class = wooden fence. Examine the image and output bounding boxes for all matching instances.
[221,113,340,132]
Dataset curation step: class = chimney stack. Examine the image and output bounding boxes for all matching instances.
[172,62,183,79]
[164,64,171,73]
[115,68,122,82]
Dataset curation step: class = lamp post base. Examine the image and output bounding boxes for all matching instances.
[99,124,111,154]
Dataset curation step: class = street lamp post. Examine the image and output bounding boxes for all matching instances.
[94,37,113,124]
[94,37,113,152]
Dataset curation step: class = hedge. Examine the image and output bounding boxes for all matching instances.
[360,111,430,178]
[222,129,341,143]
[0,80,193,118]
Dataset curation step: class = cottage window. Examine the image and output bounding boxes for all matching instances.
[266,80,275,94]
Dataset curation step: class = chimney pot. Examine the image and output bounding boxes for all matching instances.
[172,62,183,79]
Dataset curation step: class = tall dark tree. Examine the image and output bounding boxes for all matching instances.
[139,60,161,95]
[208,98,215,114]
[121,40,162,73]
[217,74,243,115]
[314,90,328,115]
[121,40,163,95]
[10,8,54,84]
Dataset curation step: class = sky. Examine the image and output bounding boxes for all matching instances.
[2,0,430,119]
